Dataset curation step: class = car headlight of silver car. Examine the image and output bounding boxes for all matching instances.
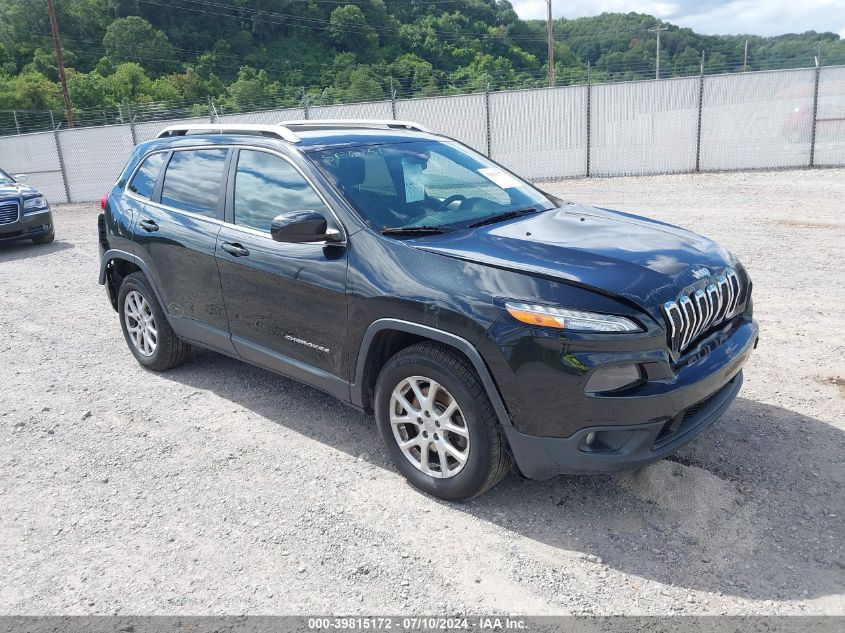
[22,195,49,214]
[505,302,641,332]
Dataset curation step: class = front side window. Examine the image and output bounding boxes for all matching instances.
[160,149,228,217]
[233,150,329,233]
[313,140,554,231]
[129,152,166,199]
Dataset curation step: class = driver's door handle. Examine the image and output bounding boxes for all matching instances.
[221,242,250,257]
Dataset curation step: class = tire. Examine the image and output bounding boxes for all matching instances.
[374,342,512,501]
[118,271,190,371]
[32,231,54,245]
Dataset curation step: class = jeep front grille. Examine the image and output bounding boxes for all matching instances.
[0,201,20,226]
[662,268,742,354]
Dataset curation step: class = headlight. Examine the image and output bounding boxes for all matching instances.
[23,196,49,213]
[505,302,641,332]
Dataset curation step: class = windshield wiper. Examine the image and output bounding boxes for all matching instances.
[467,208,541,229]
[381,225,452,236]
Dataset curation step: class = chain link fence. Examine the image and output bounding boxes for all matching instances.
[1,65,843,204]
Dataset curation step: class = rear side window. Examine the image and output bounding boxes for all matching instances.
[128,152,166,199]
[233,150,329,233]
[160,149,228,217]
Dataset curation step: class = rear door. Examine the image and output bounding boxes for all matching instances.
[215,147,349,397]
[132,147,235,354]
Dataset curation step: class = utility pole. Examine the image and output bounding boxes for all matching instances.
[649,23,668,79]
[546,0,554,87]
[742,39,749,71]
[47,0,74,128]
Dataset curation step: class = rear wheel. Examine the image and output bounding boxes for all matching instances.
[118,271,189,371]
[374,342,511,500]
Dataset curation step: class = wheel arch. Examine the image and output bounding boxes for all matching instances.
[99,249,163,312]
[352,319,512,430]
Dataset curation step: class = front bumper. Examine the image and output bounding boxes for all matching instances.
[494,317,758,479]
[0,209,53,244]
[503,370,743,479]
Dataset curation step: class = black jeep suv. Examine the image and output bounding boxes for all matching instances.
[99,120,758,500]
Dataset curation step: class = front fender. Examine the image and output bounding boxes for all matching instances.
[350,318,514,432]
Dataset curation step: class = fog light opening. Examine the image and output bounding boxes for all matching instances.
[584,364,643,394]
[580,429,635,453]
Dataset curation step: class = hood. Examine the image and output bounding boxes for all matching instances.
[409,204,735,317]
[0,182,40,202]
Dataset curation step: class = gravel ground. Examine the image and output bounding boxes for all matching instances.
[1,168,843,616]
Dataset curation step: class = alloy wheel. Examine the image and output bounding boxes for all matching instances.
[389,376,470,479]
[124,290,158,357]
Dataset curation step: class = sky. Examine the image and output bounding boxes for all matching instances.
[510,0,845,38]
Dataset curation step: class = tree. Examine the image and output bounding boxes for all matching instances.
[102,16,174,75]
[104,63,152,102]
[328,5,379,54]
[346,66,384,102]
[21,48,76,82]
[224,66,281,111]
[8,72,62,109]
[67,69,111,108]
[390,53,437,95]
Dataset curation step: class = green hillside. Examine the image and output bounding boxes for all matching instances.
[0,0,842,117]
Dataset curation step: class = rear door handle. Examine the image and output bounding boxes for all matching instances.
[139,219,159,232]
[221,242,250,257]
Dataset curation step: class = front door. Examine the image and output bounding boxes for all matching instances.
[215,148,348,397]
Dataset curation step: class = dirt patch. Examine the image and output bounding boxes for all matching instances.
[774,219,843,229]
[818,376,845,398]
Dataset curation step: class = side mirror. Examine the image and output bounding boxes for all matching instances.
[12,174,28,183]
[270,210,342,244]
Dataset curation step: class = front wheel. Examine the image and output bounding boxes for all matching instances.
[374,342,512,500]
[118,271,190,371]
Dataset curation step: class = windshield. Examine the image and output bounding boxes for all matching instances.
[312,140,555,232]
[0,169,14,186]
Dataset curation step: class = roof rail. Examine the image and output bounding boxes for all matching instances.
[155,119,433,142]
[284,119,433,133]
[156,123,301,143]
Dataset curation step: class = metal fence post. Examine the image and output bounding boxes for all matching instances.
[209,98,222,123]
[695,51,706,172]
[52,117,72,204]
[809,56,821,167]
[301,88,310,120]
[127,103,138,146]
[585,61,591,177]
[390,78,397,120]
[485,82,492,158]
[13,110,20,135]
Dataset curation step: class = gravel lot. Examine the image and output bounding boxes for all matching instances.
[1,168,843,616]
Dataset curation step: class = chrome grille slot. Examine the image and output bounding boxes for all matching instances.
[0,201,20,226]
[662,267,745,355]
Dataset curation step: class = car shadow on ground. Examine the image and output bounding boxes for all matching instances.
[165,348,844,602]
[0,239,73,263]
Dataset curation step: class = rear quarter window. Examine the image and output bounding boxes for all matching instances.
[128,152,167,199]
